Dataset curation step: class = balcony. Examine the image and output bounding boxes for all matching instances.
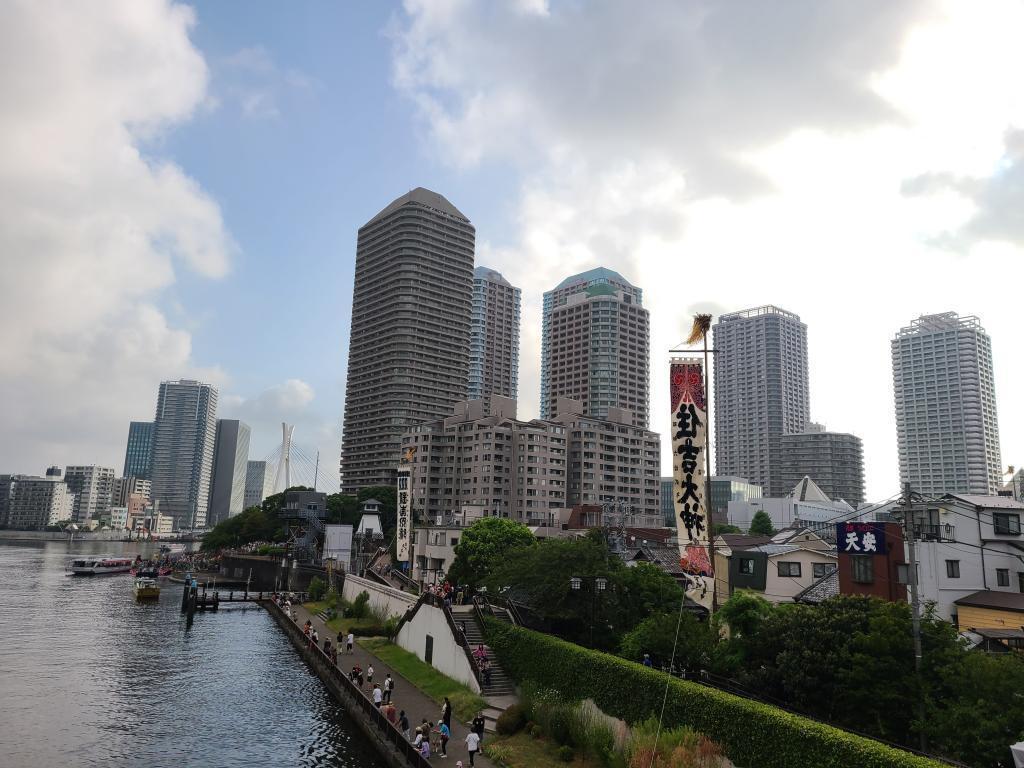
[913,523,956,542]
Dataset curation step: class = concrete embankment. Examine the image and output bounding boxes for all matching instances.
[263,600,426,768]
[0,530,126,541]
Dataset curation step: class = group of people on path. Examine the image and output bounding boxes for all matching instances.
[271,593,486,764]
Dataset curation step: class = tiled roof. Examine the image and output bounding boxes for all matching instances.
[953,590,1024,612]
[943,494,1024,510]
[794,571,839,604]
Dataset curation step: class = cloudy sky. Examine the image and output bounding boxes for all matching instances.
[1,0,1021,499]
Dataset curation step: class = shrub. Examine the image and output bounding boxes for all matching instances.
[496,703,527,735]
[558,745,575,762]
[344,590,371,618]
[483,620,947,768]
[531,724,543,738]
[308,577,326,601]
[484,743,512,764]
[348,624,387,637]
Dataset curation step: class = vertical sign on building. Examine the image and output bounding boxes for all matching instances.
[670,358,713,612]
[396,446,416,563]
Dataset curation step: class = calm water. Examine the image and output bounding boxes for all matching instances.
[0,539,387,768]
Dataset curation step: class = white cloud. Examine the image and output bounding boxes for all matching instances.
[0,0,233,474]
[217,45,318,121]
[393,0,1024,499]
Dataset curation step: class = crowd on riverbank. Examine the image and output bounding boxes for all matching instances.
[270,593,488,765]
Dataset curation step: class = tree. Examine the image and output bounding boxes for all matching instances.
[201,504,287,551]
[446,517,536,589]
[619,611,715,670]
[712,523,741,535]
[748,510,776,536]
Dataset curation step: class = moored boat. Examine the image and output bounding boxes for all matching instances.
[69,557,134,576]
[133,577,160,600]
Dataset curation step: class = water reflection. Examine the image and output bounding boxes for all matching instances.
[0,540,387,768]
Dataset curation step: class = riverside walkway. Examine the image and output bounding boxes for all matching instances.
[290,602,494,767]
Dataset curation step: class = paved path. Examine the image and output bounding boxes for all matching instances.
[291,603,493,766]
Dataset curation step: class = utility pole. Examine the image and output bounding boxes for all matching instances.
[900,482,927,752]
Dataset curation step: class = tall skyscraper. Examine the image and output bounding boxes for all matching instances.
[892,312,1002,495]
[208,419,251,526]
[150,379,219,530]
[340,188,475,493]
[540,268,650,427]
[123,421,154,480]
[713,306,810,497]
[63,465,115,524]
[468,266,521,411]
[778,425,865,507]
[244,460,273,510]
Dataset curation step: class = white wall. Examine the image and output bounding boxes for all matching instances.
[395,602,481,693]
[342,573,416,619]
[763,550,837,604]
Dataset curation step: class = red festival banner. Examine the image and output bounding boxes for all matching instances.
[670,358,713,611]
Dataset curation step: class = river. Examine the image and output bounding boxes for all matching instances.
[0,539,387,768]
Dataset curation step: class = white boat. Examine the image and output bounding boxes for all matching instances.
[133,577,160,599]
[69,556,134,576]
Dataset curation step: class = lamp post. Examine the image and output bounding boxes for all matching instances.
[570,575,608,647]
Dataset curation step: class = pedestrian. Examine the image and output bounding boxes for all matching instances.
[312,629,319,646]
[399,710,410,740]
[438,721,450,756]
[465,730,481,766]
[471,711,485,744]
[346,632,354,653]
[337,629,344,647]
[441,697,452,728]
[356,666,364,688]
[372,684,383,708]
[367,664,374,685]
[419,737,431,759]
[642,653,652,667]
[481,658,492,687]
[384,702,397,724]
[413,727,424,749]
[383,673,394,703]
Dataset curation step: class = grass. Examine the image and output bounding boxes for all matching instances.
[302,601,381,635]
[360,637,486,722]
[486,732,586,767]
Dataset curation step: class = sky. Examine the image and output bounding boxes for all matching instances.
[1,0,1022,501]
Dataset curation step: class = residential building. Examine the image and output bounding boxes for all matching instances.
[540,268,650,427]
[728,476,855,537]
[714,528,837,605]
[468,266,521,411]
[559,398,661,521]
[836,522,907,604]
[208,419,251,526]
[149,379,219,530]
[402,395,661,525]
[110,506,129,531]
[713,306,810,497]
[660,477,674,527]
[402,396,568,523]
[0,474,11,527]
[340,188,475,493]
[112,476,151,507]
[4,474,75,530]
[709,476,763,527]
[63,465,115,524]
[244,460,273,510]
[123,421,154,480]
[892,313,1002,495]
[853,494,1024,623]
[778,426,865,507]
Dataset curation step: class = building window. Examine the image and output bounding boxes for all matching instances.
[738,558,755,575]
[812,563,836,579]
[450,538,459,547]
[1019,573,1024,593]
[777,562,801,577]
[993,513,1021,535]
[852,556,873,584]
[997,568,1010,587]
[945,560,960,579]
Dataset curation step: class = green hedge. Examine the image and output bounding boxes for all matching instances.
[484,619,947,768]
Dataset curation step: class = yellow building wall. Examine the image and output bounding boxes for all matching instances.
[957,604,1024,631]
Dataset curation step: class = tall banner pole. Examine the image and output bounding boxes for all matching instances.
[396,446,416,569]
[671,312,715,616]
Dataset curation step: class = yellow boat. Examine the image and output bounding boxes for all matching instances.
[133,577,160,600]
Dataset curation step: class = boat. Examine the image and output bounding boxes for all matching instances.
[133,577,161,600]
[130,563,172,578]
[68,556,134,576]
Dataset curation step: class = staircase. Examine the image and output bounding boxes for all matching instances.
[450,605,516,699]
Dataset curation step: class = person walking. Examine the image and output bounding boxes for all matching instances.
[465,730,481,766]
[384,701,397,724]
[346,632,354,654]
[471,712,486,745]
[438,721,450,757]
[441,697,452,729]
[383,673,394,703]
[372,684,383,708]
[399,710,410,740]
[366,664,374,686]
